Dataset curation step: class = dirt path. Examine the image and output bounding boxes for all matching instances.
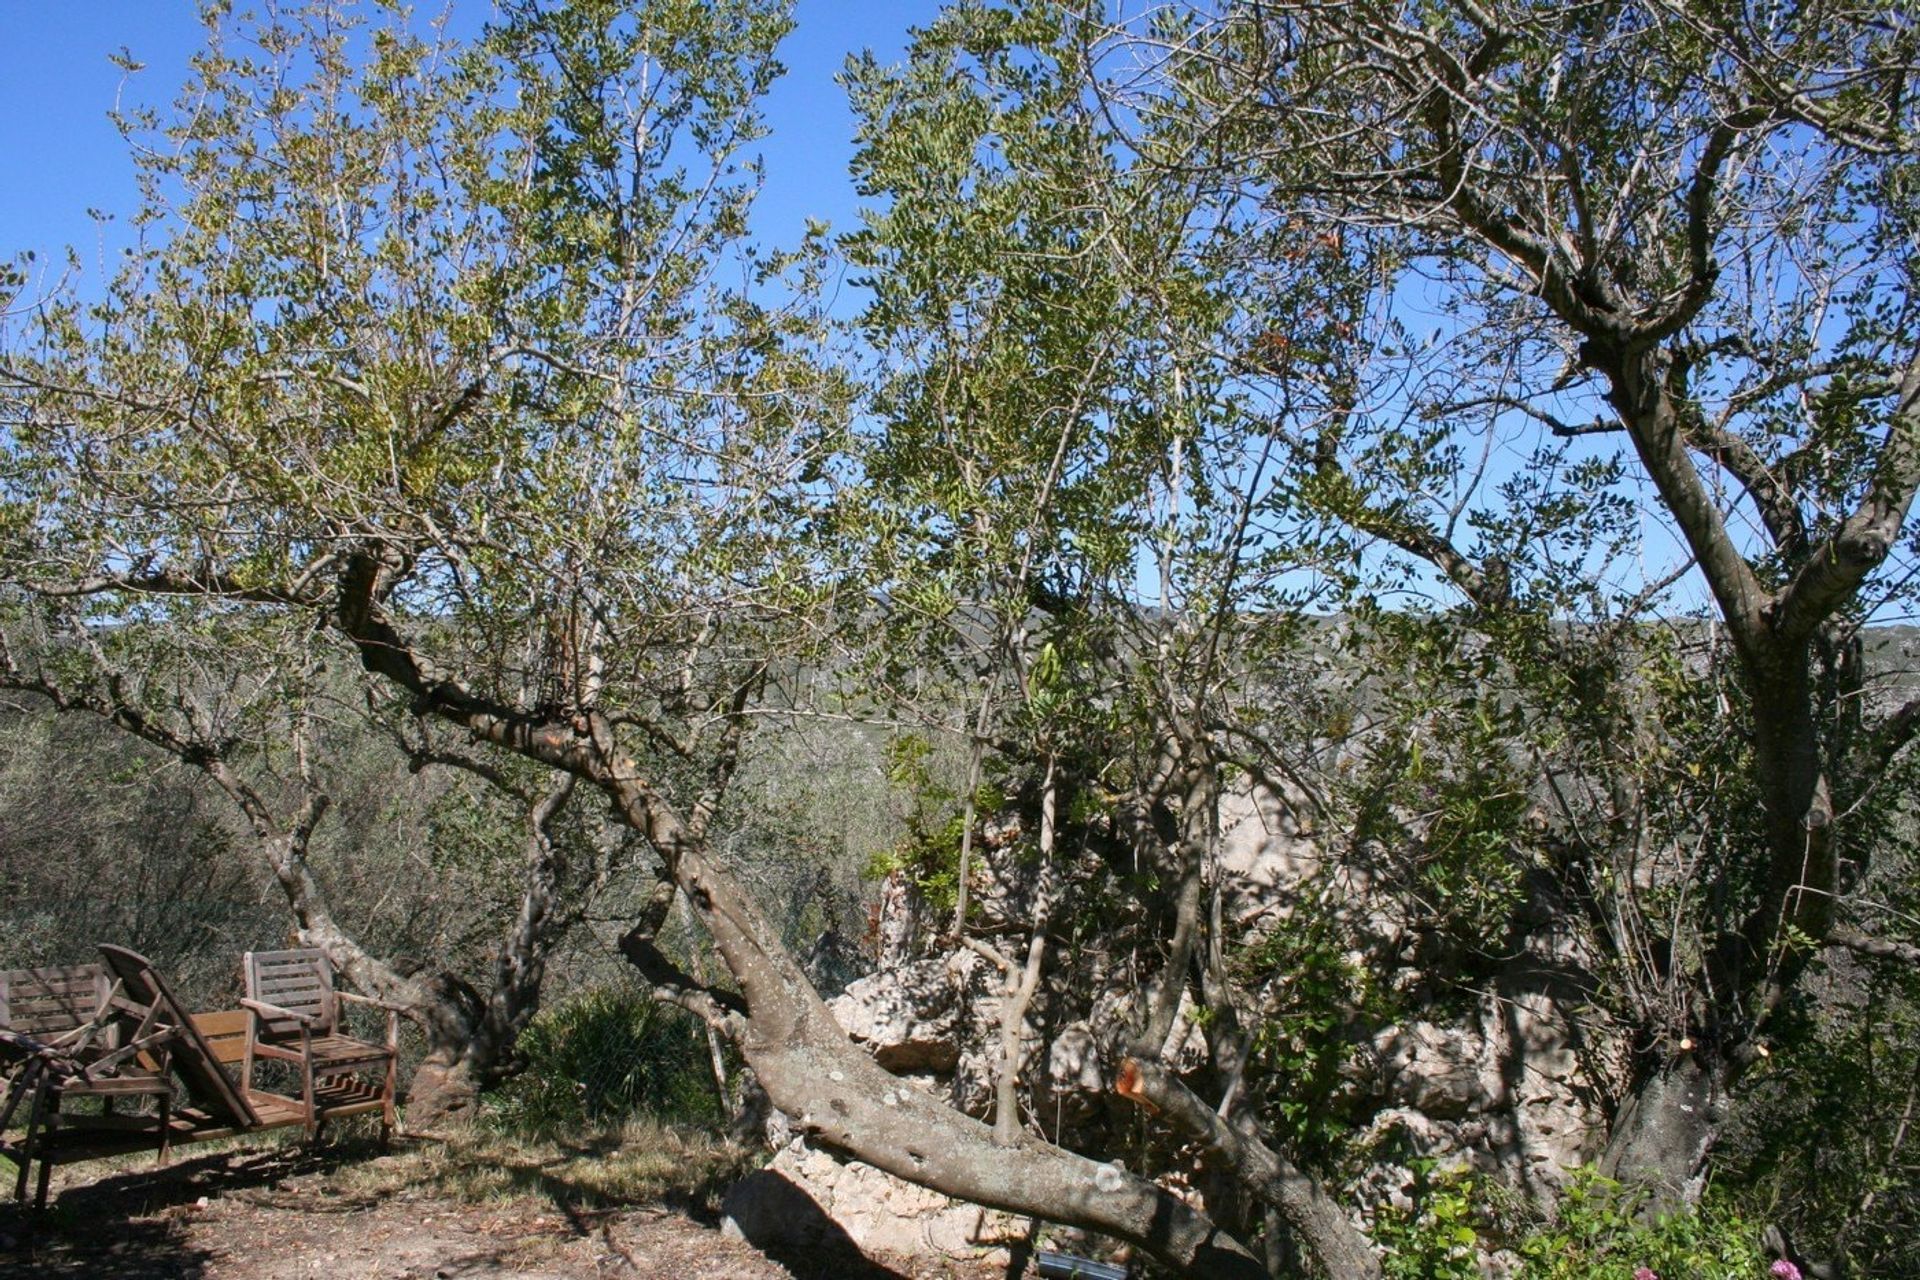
[0,1144,1006,1280]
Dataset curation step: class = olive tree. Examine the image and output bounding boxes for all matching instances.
[1089,0,1920,1207]
[0,2,1271,1274]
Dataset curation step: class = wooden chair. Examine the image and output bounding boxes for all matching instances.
[241,948,398,1144]
[5,946,402,1211]
[0,962,178,1209]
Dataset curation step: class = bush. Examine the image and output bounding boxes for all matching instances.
[487,986,723,1134]
[1376,1163,1769,1280]
[1517,1169,1766,1280]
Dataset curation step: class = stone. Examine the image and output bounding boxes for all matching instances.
[722,1140,1029,1266]
[829,958,960,1072]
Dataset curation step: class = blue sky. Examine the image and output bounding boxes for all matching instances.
[0,1,941,271]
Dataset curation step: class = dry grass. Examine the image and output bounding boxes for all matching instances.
[325,1118,759,1213]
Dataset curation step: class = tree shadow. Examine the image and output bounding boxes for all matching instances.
[719,1168,914,1280]
[0,1134,404,1278]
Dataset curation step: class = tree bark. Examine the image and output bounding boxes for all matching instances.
[1117,1058,1379,1280]
[658,831,1270,1278]
[1598,1053,1731,1213]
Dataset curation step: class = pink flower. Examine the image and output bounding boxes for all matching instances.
[1633,1269,1658,1280]
[1770,1262,1802,1280]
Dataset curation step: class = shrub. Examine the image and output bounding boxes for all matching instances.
[487,986,722,1134]
[1376,1163,1769,1280]
[1517,1168,1766,1280]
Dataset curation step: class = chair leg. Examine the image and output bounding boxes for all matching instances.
[0,1065,31,1135]
[156,1090,173,1167]
[14,1071,46,1203]
[34,1134,54,1213]
[32,1090,60,1212]
[382,1056,397,1147]
[299,1033,317,1142]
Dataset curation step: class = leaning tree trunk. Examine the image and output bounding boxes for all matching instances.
[614,792,1271,1278]
[1118,1058,1380,1280]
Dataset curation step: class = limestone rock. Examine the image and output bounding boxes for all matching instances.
[829,958,960,1072]
[722,1140,1029,1266]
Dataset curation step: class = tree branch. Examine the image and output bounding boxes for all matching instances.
[1827,927,1920,967]
[1116,1058,1379,1280]
[1772,349,1920,644]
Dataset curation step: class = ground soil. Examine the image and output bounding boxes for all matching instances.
[0,1144,1014,1280]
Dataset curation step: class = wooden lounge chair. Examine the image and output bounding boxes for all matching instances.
[97,945,266,1135]
[1,961,178,1210]
[4,947,399,1210]
[241,948,398,1144]
[97,945,330,1143]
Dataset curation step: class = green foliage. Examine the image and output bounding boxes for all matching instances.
[1516,1169,1765,1280]
[1373,1161,1484,1280]
[1346,615,1534,954]
[1376,1163,1767,1280]
[1236,899,1378,1156]
[1719,938,1920,1278]
[863,732,1003,920]
[488,987,721,1135]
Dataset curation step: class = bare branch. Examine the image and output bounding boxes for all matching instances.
[1827,928,1920,967]
[1772,350,1920,644]
[1116,1057,1379,1280]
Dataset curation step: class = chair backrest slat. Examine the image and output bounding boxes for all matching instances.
[244,949,338,1039]
[0,965,115,1040]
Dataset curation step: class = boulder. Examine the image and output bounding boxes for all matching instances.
[722,1140,1029,1266]
[829,958,960,1072]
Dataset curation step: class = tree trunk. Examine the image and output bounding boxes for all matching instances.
[1118,1058,1379,1280]
[641,825,1271,1278]
[406,1056,485,1130]
[276,774,574,1129]
[1746,653,1837,949]
[1598,1053,1731,1213]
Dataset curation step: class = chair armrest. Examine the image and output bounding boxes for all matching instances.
[239,997,317,1026]
[337,991,410,1014]
[87,1025,181,1078]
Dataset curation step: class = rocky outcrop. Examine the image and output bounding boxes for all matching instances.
[722,1139,1031,1266]
[828,957,961,1072]
[822,776,1618,1242]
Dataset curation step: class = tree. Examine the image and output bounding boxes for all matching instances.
[842,6,1379,1273]
[0,2,1270,1274]
[1090,0,1920,1206]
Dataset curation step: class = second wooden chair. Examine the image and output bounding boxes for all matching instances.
[240,948,399,1144]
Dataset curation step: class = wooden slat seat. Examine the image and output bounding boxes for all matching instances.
[292,1034,394,1069]
[242,948,398,1144]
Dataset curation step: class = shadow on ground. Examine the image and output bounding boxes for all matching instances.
[2,1133,938,1280]
[0,1142,370,1279]
[721,1168,914,1280]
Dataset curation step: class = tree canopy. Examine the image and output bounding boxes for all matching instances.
[3,2,1918,1277]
